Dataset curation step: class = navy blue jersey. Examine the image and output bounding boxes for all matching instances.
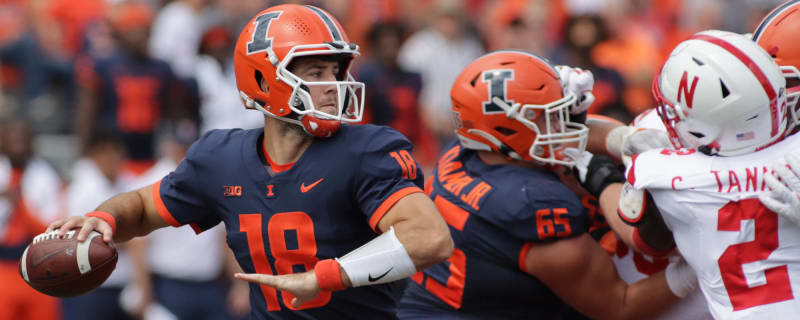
[153,124,424,319]
[398,141,588,319]
[78,52,176,160]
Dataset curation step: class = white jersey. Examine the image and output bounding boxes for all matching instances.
[618,107,712,319]
[627,133,800,319]
[632,108,667,131]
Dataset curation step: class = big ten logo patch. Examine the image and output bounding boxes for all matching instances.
[224,185,242,197]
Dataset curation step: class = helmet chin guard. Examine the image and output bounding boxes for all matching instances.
[300,114,340,137]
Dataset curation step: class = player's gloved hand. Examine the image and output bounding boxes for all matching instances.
[759,151,800,226]
[555,65,595,115]
[605,126,671,165]
[665,255,698,298]
[563,148,625,197]
[235,270,321,308]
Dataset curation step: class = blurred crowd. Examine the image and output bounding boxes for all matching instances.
[0,0,787,319]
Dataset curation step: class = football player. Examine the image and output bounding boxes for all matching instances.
[754,0,800,224]
[396,50,697,319]
[571,30,800,319]
[45,4,454,319]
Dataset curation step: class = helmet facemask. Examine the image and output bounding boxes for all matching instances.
[250,42,365,137]
[489,94,589,166]
[781,65,800,133]
[652,73,687,150]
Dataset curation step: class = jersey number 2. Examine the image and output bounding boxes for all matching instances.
[239,212,331,311]
[717,199,793,311]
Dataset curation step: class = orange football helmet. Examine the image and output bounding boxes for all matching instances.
[754,0,800,132]
[234,4,364,137]
[450,50,588,166]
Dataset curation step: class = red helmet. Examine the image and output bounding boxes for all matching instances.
[234,4,364,137]
[450,50,588,166]
[753,0,800,133]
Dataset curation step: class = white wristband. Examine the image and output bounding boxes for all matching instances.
[665,257,698,298]
[336,226,417,287]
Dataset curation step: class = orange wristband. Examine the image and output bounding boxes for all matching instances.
[85,211,116,235]
[315,259,346,291]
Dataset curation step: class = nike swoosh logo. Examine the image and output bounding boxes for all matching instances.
[368,267,393,282]
[300,178,324,193]
[30,248,65,269]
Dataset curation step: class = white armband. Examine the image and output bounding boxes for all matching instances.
[336,226,417,287]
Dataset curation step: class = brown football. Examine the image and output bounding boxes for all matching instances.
[18,230,117,297]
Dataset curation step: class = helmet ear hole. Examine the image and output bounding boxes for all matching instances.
[689,131,705,138]
[494,127,517,136]
[254,71,267,93]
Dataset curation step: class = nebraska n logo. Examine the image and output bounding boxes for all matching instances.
[482,69,514,114]
[677,71,699,109]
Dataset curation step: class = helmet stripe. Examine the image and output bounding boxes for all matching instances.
[306,6,343,42]
[691,34,779,136]
[753,0,800,40]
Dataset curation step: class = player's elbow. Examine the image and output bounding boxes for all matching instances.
[424,228,454,266]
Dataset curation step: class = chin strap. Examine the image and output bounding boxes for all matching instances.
[240,90,342,138]
[300,115,341,138]
[466,129,523,160]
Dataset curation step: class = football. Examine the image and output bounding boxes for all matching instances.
[18,230,118,297]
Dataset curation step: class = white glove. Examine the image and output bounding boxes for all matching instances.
[622,128,671,157]
[555,65,595,115]
[665,255,697,298]
[759,151,800,226]
[563,147,592,182]
[605,126,671,165]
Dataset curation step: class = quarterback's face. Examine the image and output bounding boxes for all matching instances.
[291,57,341,116]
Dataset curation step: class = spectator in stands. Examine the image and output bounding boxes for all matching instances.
[553,14,629,123]
[148,0,212,80]
[62,130,135,320]
[482,0,551,54]
[0,118,63,320]
[357,21,438,168]
[74,2,185,176]
[195,26,263,133]
[397,0,483,144]
[0,0,104,129]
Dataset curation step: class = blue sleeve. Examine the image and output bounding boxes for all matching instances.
[354,127,425,231]
[155,130,225,232]
[514,181,588,243]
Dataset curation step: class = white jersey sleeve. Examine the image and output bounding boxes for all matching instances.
[625,133,800,319]
[632,108,667,131]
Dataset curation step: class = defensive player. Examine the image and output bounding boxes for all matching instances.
[571,30,800,319]
[397,50,697,319]
[46,4,453,319]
